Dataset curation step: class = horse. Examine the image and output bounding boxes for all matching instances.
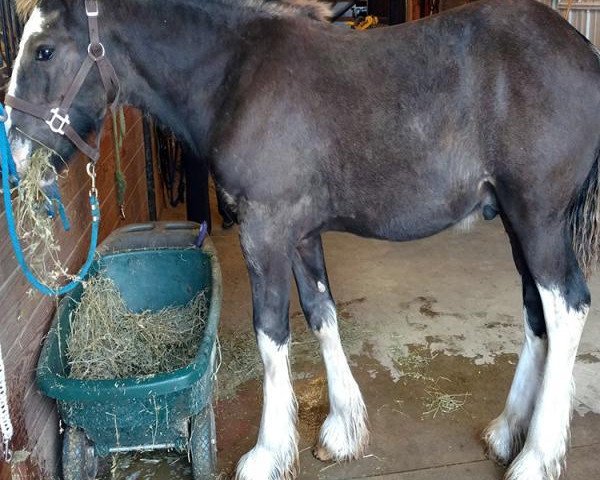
[5,0,600,478]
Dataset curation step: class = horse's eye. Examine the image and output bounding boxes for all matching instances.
[35,46,55,61]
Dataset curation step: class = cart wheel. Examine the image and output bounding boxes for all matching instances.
[190,405,217,479]
[62,427,98,480]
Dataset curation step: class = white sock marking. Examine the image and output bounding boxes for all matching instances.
[236,331,297,480]
[315,304,368,460]
[507,286,588,480]
[485,309,547,464]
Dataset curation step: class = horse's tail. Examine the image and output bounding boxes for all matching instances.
[569,43,600,277]
[569,149,600,278]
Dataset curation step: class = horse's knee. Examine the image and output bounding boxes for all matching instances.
[254,311,291,347]
[240,227,294,345]
[304,300,336,332]
[292,236,334,332]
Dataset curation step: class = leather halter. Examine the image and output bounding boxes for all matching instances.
[5,0,119,162]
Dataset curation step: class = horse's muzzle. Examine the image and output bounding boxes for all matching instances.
[7,133,32,175]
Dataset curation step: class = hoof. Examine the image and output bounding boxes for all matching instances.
[235,445,297,480]
[315,408,369,463]
[483,415,525,467]
[505,449,563,480]
[312,443,334,462]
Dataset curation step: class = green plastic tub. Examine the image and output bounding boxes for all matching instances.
[36,222,222,479]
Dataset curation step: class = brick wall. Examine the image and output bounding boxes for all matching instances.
[0,108,149,479]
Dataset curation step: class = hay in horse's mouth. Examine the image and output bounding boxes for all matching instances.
[67,274,209,380]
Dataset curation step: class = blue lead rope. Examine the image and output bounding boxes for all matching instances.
[43,182,71,232]
[0,103,100,296]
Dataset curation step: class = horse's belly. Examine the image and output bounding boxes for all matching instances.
[334,211,459,242]
[331,184,493,242]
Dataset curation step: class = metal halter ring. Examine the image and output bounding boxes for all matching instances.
[88,42,105,60]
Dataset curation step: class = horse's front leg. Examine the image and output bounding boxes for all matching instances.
[292,235,369,462]
[235,219,298,480]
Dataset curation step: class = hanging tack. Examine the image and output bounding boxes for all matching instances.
[112,107,127,221]
[0,343,14,463]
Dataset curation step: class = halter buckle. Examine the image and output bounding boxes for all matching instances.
[46,108,70,135]
[86,3,99,17]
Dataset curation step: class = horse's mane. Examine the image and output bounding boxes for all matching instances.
[15,0,331,21]
[259,0,332,21]
[15,0,37,19]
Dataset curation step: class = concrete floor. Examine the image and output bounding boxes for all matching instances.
[101,217,600,479]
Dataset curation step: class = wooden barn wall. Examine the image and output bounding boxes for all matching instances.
[0,108,149,479]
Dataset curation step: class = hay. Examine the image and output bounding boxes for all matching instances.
[389,345,471,418]
[67,274,208,380]
[12,148,69,289]
[218,303,367,399]
[218,330,261,399]
[423,385,471,419]
[390,345,437,382]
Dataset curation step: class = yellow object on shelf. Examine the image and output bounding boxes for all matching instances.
[346,15,380,30]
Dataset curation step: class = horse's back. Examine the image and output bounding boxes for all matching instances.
[464,0,600,218]
[323,0,600,238]
[214,0,600,241]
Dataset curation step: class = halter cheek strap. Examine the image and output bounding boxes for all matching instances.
[4,0,119,162]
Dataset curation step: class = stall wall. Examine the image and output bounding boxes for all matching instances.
[0,109,149,479]
[556,1,600,45]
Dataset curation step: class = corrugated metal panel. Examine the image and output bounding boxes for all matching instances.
[539,0,600,45]
[563,7,600,44]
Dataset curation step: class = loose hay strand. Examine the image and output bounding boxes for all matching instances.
[423,386,471,419]
[67,275,209,380]
[12,149,71,289]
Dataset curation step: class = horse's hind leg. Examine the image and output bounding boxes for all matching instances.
[484,218,548,465]
[292,236,369,462]
[502,223,590,480]
[235,217,298,480]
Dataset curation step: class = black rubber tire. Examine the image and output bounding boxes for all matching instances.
[190,405,217,479]
[62,427,98,480]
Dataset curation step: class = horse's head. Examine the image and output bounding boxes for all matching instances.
[6,0,117,178]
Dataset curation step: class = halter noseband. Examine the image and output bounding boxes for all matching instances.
[5,0,119,162]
